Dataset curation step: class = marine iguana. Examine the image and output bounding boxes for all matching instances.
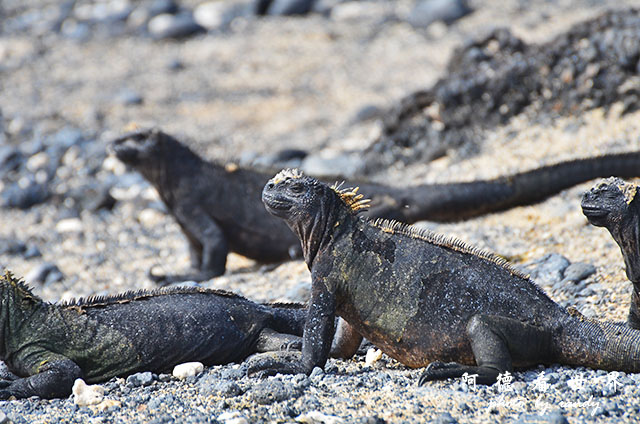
[582,177,640,330]
[111,128,640,284]
[250,169,640,384]
[0,271,309,399]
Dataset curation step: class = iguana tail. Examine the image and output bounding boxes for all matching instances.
[264,302,308,337]
[557,317,640,372]
[403,151,640,222]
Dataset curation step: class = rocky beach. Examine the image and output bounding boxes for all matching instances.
[2,0,640,422]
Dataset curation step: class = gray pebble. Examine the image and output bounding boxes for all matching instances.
[249,379,299,405]
[407,0,472,28]
[525,253,570,285]
[0,238,27,256]
[560,262,596,284]
[219,368,245,380]
[0,179,49,209]
[126,371,156,387]
[267,0,315,15]
[148,12,204,40]
[351,104,385,123]
[147,0,179,18]
[514,411,568,424]
[209,381,243,398]
[117,90,144,106]
[433,412,458,423]
[25,263,62,285]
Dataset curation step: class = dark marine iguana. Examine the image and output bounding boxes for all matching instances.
[582,177,640,330]
[249,169,640,385]
[111,128,640,284]
[0,271,310,399]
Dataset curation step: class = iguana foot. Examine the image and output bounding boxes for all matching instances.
[246,351,307,378]
[418,361,500,385]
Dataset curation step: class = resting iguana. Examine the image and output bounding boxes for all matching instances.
[112,128,640,283]
[250,169,640,384]
[0,271,308,399]
[582,177,640,330]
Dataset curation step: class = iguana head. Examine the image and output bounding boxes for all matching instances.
[581,177,638,227]
[582,177,640,281]
[263,169,363,265]
[110,128,167,167]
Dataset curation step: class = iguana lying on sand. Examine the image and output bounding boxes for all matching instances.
[249,169,640,384]
[0,271,309,399]
[111,128,640,284]
[582,177,640,330]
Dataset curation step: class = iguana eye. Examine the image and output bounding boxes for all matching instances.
[289,183,305,194]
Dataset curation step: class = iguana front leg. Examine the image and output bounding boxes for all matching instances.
[248,275,336,376]
[419,314,552,386]
[0,359,82,399]
[150,205,228,284]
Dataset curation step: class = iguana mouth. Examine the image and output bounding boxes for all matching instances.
[263,194,293,216]
[581,205,608,219]
[581,205,610,226]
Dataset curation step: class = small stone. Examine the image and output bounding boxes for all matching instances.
[126,371,155,387]
[25,263,63,285]
[73,379,105,406]
[514,411,568,424]
[148,12,204,39]
[560,262,596,283]
[296,411,345,424]
[433,412,458,424]
[217,411,249,424]
[310,367,324,378]
[91,398,121,412]
[116,89,143,106]
[0,180,49,209]
[406,0,472,28]
[148,0,179,17]
[0,238,27,256]
[351,104,384,123]
[250,379,299,405]
[266,0,315,15]
[23,245,42,259]
[194,2,234,30]
[138,208,166,227]
[364,348,382,367]
[172,362,204,379]
[56,217,83,233]
[524,253,570,285]
[202,381,243,398]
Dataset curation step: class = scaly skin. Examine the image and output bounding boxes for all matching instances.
[111,128,640,283]
[250,169,640,385]
[582,177,640,329]
[0,271,307,399]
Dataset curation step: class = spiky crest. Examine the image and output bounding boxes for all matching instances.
[330,183,371,213]
[264,301,307,309]
[59,286,244,309]
[368,219,531,280]
[272,168,303,184]
[1,270,40,303]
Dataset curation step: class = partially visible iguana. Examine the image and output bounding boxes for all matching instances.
[111,128,640,284]
[0,271,308,399]
[582,177,640,330]
[249,169,640,384]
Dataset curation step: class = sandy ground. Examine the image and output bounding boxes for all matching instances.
[3,1,640,422]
